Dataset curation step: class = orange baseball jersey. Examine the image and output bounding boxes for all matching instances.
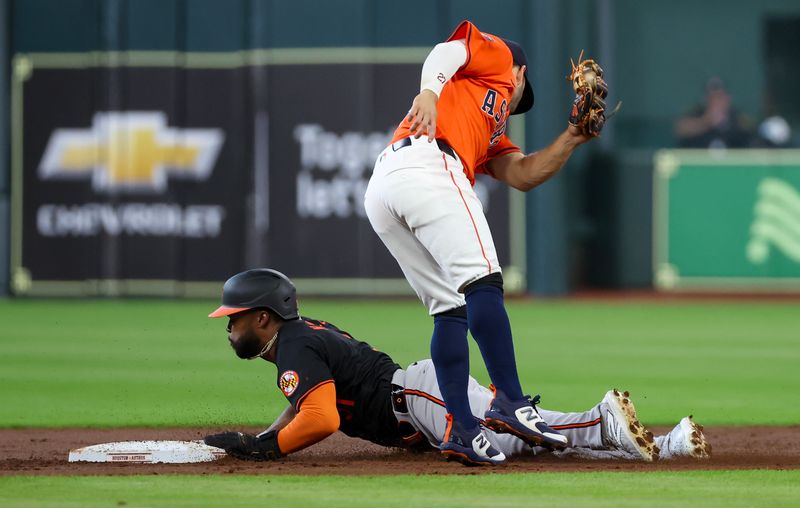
[391,20,523,184]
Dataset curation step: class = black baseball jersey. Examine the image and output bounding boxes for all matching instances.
[274,317,404,447]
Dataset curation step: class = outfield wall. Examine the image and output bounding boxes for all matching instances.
[3,0,800,296]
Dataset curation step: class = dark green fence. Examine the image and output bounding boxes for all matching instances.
[3,0,800,295]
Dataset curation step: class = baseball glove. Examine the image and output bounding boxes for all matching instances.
[204,430,282,461]
[567,52,621,137]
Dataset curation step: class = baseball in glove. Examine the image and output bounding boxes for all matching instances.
[567,51,621,137]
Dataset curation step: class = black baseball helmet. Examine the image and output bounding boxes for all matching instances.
[208,268,299,320]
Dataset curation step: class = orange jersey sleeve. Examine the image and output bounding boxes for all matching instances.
[390,20,516,184]
[276,381,339,454]
[475,134,522,178]
[447,20,512,79]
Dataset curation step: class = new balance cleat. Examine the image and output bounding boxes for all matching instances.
[601,389,659,462]
[655,416,712,460]
[440,414,506,466]
[484,385,569,449]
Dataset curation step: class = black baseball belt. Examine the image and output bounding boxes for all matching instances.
[391,137,457,160]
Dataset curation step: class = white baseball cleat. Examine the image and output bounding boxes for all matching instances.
[601,389,659,462]
[655,416,712,460]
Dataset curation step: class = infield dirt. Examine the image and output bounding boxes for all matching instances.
[2,426,799,475]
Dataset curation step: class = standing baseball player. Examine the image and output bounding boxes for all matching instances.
[364,21,608,464]
[204,269,710,465]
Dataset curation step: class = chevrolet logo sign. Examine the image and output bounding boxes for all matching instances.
[38,111,225,192]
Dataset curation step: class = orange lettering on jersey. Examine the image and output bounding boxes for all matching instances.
[304,319,326,331]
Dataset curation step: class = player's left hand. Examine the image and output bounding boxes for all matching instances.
[204,431,282,461]
[407,89,439,142]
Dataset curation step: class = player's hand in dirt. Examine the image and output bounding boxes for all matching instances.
[204,431,282,461]
[407,89,439,142]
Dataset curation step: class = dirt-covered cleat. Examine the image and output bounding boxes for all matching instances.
[600,389,659,462]
[484,385,569,449]
[439,414,506,466]
[655,416,712,460]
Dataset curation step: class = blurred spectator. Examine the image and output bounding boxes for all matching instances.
[675,77,755,148]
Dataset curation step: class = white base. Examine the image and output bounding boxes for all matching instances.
[68,440,226,464]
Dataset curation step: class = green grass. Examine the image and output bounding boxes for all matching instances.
[1,298,797,506]
[1,470,799,507]
[0,298,798,427]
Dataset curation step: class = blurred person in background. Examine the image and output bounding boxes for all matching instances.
[675,77,755,148]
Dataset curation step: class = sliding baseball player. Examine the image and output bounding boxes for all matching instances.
[204,269,710,465]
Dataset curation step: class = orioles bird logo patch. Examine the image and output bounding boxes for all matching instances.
[279,371,299,396]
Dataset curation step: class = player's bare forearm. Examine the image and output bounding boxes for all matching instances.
[490,127,588,192]
[262,404,297,434]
